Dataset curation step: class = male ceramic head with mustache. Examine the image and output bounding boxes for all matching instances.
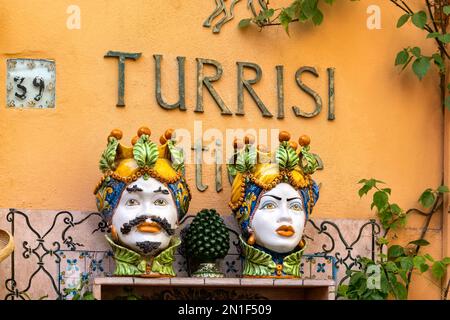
[228,131,319,255]
[95,127,191,256]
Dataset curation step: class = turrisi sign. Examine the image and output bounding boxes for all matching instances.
[104,51,336,121]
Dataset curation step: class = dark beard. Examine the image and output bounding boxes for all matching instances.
[120,215,175,236]
[136,241,162,254]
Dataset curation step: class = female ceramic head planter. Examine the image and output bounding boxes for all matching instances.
[95,127,191,277]
[228,132,319,278]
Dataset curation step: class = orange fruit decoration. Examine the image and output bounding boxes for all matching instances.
[137,126,151,137]
[298,135,311,147]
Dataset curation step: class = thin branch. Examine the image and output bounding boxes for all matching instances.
[425,0,439,32]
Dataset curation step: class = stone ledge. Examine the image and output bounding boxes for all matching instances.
[93,277,335,287]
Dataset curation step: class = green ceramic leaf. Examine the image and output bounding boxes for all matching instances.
[168,141,184,171]
[236,146,257,173]
[301,146,319,174]
[240,236,276,276]
[151,237,181,276]
[105,235,145,276]
[133,135,159,168]
[276,142,299,170]
[283,246,305,277]
[99,137,119,173]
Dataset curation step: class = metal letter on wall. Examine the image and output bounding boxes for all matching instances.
[6,59,56,109]
[195,58,232,115]
[236,62,273,118]
[327,67,336,121]
[292,66,322,118]
[104,51,142,107]
[276,65,284,119]
[154,55,187,111]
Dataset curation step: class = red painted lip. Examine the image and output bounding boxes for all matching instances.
[276,225,295,237]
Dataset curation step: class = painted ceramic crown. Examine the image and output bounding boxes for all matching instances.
[228,131,320,241]
[94,127,191,224]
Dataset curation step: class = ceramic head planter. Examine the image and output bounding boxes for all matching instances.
[228,132,319,278]
[94,127,191,277]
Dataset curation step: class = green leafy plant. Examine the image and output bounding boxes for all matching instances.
[338,179,450,300]
[392,0,450,109]
[238,0,359,34]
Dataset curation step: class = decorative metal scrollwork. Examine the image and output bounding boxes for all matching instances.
[3,208,381,300]
[3,209,106,300]
[204,0,269,33]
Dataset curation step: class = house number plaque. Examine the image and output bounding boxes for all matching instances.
[6,59,56,109]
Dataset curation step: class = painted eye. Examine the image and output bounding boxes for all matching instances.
[154,199,168,206]
[261,202,277,210]
[290,203,303,211]
[126,199,140,207]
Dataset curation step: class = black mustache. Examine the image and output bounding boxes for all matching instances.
[120,215,175,236]
[136,241,161,254]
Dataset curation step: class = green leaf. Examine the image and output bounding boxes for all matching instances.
[441,257,450,265]
[412,56,431,80]
[99,137,119,173]
[303,0,319,18]
[390,203,402,215]
[279,10,292,35]
[312,9,324,25]
[408,239,430,247]
[397,256,414,271]
[337,284,349,297]
[437,185,450,193]
[385,261,399,273]
[300,146,318,174]
[411,11,427,29]
[393,282,408,300]
[424,253,435,262]
[240,236,276,276]
[431,261,446,279]
[377,237,389,245]
[238,18,252,28]
[168,141,185,172]
[388,245,405,259]
[432,53,444,72]
[283,248,305,277]
[82,292,95,300]
[419,188,435,208]
[395,50,409,66]
[133,135,159,168]
[439,34,450,43]
[397,14,410,28]
[263,9,275,19]
[413,256,426,269]
[427,32,441,39]
[358,184,372,197]
[410,47,421,57]
[420,263,429,273]
[152,237,180,276]
[373,191,389,211]
[444,6,450,15]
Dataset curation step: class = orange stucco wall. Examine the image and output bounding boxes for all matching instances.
[0,0,447,299]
